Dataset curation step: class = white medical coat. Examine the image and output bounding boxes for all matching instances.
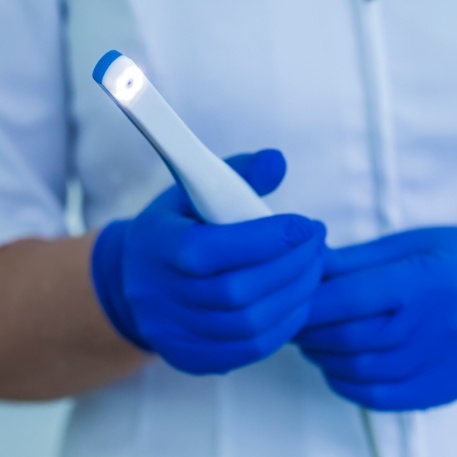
[1,0,457,456]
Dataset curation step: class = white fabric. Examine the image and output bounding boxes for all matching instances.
[0,1,68,244]
[1,0,457,456]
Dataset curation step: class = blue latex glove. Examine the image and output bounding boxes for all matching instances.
[295,227,457,410]
[92,149,326,375]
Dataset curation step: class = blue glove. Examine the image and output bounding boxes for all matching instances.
[295,227,457,411]
[92,149,327,375]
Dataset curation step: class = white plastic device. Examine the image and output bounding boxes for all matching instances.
[93,50,273,224]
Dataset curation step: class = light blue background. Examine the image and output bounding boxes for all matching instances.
[0,400,72,456]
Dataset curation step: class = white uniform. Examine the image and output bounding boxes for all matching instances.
[1,0,457,456]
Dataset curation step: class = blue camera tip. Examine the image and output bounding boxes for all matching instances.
[93,50,123,84]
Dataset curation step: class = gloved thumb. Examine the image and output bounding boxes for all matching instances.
[225,149,287,197]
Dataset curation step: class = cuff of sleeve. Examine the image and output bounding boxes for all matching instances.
[91,220,151,352]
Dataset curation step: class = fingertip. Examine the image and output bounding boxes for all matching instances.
[252,149,287,195]
[312,220,327,241]
[282,216,326,248]
[256,148,286,171]
[223,149,287,197]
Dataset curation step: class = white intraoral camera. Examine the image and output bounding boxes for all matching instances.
[93,50,273,224]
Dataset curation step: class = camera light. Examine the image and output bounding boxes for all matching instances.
[112,65,145,103]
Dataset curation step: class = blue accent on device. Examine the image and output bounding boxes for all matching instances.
[93,50,123,84]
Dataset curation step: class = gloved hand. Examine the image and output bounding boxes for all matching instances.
[92,149,326,375]
[295,227,457,411]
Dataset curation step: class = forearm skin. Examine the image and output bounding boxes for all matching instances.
[0,234,150,401]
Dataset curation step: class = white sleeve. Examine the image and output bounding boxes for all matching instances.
[0,1,69,246]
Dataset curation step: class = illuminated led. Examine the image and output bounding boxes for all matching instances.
[112,65,145,103]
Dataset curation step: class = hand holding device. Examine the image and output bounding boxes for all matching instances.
[92,150,326,374]
[92,52,326,374]
[295,228,457,410]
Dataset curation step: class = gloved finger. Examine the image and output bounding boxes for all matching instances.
[175,234,324,309]
[152,149,287,217]
[306,258,415,327]
[325,227,457,278]
[224,149,287,197]
[325,356,457,411]
[294,309,415,354]
[305,335,426,383]
[159,214,326,276]
[156,296,311,375]
[171,255,324,340]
